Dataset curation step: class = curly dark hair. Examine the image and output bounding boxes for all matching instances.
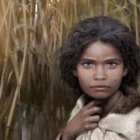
[59,16,140,95]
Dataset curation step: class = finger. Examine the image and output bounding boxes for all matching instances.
[83,101,95,110]
[85,107,102,116]
[79,123,97,136]
[84,115,100,123]
[84,123,97,131]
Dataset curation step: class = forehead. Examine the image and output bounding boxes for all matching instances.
[81,41,122,59]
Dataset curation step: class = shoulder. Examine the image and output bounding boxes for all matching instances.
[99,107,140,140]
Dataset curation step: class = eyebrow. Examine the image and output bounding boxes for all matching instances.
[105,59,122,62]
[79,58,95,62]
[79,58,122,63]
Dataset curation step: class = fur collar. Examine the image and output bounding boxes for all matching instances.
[69,94,140,140]
[110,93,140,114]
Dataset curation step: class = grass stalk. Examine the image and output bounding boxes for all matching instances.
[5,0,28,139]
[0,1,12,99]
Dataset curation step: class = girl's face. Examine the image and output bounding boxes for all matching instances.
[73,41,128,100]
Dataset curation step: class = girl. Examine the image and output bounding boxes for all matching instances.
[56,16,140,140]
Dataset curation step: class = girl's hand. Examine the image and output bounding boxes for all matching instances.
[62,101,102,140]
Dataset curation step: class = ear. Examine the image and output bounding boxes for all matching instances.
[123,68,128,77]
[73,70,77,77]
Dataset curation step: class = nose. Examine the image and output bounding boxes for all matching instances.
[94,66,107,80]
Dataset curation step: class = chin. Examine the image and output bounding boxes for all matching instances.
[88,92,110,100]
[92,96,108,100]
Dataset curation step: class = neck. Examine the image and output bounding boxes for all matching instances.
[83,90,122,115]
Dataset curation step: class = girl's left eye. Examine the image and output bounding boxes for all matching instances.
[106,62,118,69]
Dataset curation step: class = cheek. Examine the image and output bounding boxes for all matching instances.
[77,72,91,87]
[110,73,124,86]
[77,75,88,86]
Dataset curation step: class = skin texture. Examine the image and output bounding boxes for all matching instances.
[62,41,128,140]
[74,41,127,100]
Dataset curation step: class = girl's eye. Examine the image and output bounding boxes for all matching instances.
[106,62,118,69]
[82,61,94,68]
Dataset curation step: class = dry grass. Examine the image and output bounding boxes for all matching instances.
[0,0,139,139]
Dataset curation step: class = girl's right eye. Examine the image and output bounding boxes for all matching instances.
[81,61,94,68]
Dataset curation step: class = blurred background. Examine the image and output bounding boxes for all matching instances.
[0,0,139,140]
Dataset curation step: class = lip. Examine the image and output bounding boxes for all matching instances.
[90,85,110,91]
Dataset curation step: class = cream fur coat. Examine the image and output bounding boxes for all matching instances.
[56,94,140,140]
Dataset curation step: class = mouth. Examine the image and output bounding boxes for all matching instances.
[90,85,110,91]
